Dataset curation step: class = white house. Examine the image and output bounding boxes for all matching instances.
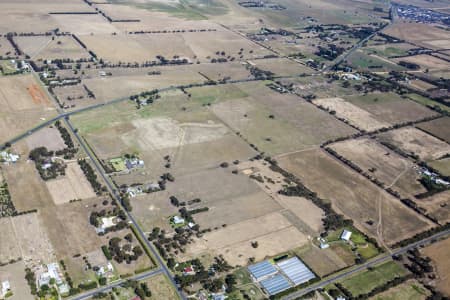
[1,280,10,298]
[173,216,185,225]
[341,229,352,242]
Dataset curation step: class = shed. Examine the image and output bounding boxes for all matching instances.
[341,229,352,241]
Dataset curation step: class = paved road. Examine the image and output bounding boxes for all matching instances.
[65,118,187,300]
[69,269,164,300]
[282,229,450,300]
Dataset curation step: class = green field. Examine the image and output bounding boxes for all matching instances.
[0,60,18,75]
[429,158,450,177]
[405,93,450,113]
[339,261,409,297]
[109,157,127,172]
[346,51,405,71]
[325,227,380,260]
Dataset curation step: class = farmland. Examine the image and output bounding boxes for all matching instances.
[0,0,449,299]
[422,237,450,296]
[278,149,434,245]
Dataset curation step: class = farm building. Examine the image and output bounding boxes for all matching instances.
[38,263,63,287]
[260,274,292,296]
[341,229,352,241]
[1,280,10,298]
[173,216,185,225]
[276,257,315,286]
[247,260,278,281]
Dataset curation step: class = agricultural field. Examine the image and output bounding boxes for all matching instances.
[377,127,450,161]
[363,43,415,58]
[339,261,409,297]
[0,0,449,298]
[313,97,390,131]
[15,35,90,60]
[25,126,66,151]
[416,117,450,143]
[345,92,437,125]
[384,22,450,50]
[45,162,96,204]
[0,74,57,143]
[422,237,450,296]
[329,138,425,197]
[370,280,429,300]
[278,149,434,245]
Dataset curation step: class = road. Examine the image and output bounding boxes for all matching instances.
[282,228,450,300]
[64,118,187,300]
[69,269,164,300]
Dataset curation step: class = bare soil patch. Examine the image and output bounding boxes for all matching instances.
[0,217,21,264]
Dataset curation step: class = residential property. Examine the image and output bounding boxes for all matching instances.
[38,263,63,287]
[173,216,185,225]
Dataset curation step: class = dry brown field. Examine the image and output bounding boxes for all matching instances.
[428,158,450,177]
[384,22,450,50]
[248,57,314,77]
[49,14,119,35]
[82,68,205,102]
[295,243,349,277]
[417,190,450,225]
[25,126,66,151]
[417,117,450,143]
[345,93,437,125]
[190,61,252,82]
[11,213,56,267]
[330,138,425,198]
[211,83,356,155]
[409,79,437,92]
[46,162,96,204]
[278,149,434,245]
[15,35,90,60]
[0,261,33,300]
[0,74,57,143]
[377,127,450,161]
[393,55,450,71]
[0,37,15,57]
[0,217,21,264]
[183,212,308,266]
[422,237,450,296]
[313,97,391,131]
[144,274,180,300]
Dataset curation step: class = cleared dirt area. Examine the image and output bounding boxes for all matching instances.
[422,237,450,296]
[345,92,437,125]
[417,117,450,143]
[330,138,425,197]
[313,97,390,131]
[0,261,33,300]
[184,212,308,266]
[46,162,96,204]
[0,217,21,264]
[377,127,450,161]
[278,149,434,245]
[25,126,66,151]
